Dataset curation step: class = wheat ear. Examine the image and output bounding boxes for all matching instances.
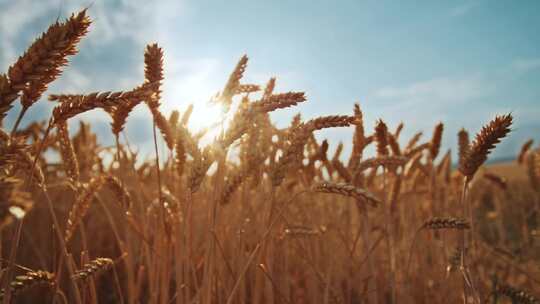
[57,121,80,183]
[429,122,444,160]
[404,131,423,152]
[458,128,470,171]
[0,270,55,301]
[73,258,114,281]
[459,114,512,179]
[1,10,91,126]
[50,83,157,124]
[348,103,365,170]
[311,181,380,208]
[422,217,471,230]
[518,139,534,164]
[483,172,507,190]
[105,175,132,210]
[65,176,106,242]
[0,177,32,231]
[497,284,539,304]
[374,119,389,156]
[220,55,248,107]
[272,115,356,186]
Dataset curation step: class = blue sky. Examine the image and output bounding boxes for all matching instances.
[1,0,539,161]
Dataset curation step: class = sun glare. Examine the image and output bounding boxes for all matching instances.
[161,59,235,144]
[186,100,227,141]
[167,96,238,147]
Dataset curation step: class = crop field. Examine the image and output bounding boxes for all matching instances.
[0,8,539,304]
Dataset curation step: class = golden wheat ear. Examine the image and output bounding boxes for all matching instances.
[152,109,176,150]
[1,135,45,186]
[517,139,534,164]
[50,83,157,125]
[57,121,80,183]
[496,284,539,304]
[188,147,214,193]
[458,128,470,169]
[405,131,423,152]
[218,55,249,108]
[354,156,408,175]
[64,175,107,242]
[0,177,32,231]
[271,115,356,186]
[110,96,144,136]
[527,150,540,190]
[0,75,18,126]
[105,175,132,210]
[73,258,114,281]
[0,270,55,301]
[220,169,249,206]
[459,114,513,179]
[483,172,507,190]
[144,43,164,109]
[311,181,381,208]
[348,103,366,170]
[262,77,276,99]
[429,122,444,160]
[422,217,470,230]
[374,119,389,157]
[2,9,91,127]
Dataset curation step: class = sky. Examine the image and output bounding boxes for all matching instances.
[1,0,539,162]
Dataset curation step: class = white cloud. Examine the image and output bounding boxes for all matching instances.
[72,0,185,47]
[0,0,62,68]
[373,76,487,104]
[0,0,186,68]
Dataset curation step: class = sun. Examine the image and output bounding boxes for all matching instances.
[185,100,226,133]
[163,94,236,146]
[161,63,232,142]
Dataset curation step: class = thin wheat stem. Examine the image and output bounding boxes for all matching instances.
[1,219,24,304]
[10,106,28,137]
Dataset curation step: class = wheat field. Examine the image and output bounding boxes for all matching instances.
[1,9,540,304]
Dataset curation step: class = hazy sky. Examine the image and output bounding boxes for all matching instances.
[1,0,539,161]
